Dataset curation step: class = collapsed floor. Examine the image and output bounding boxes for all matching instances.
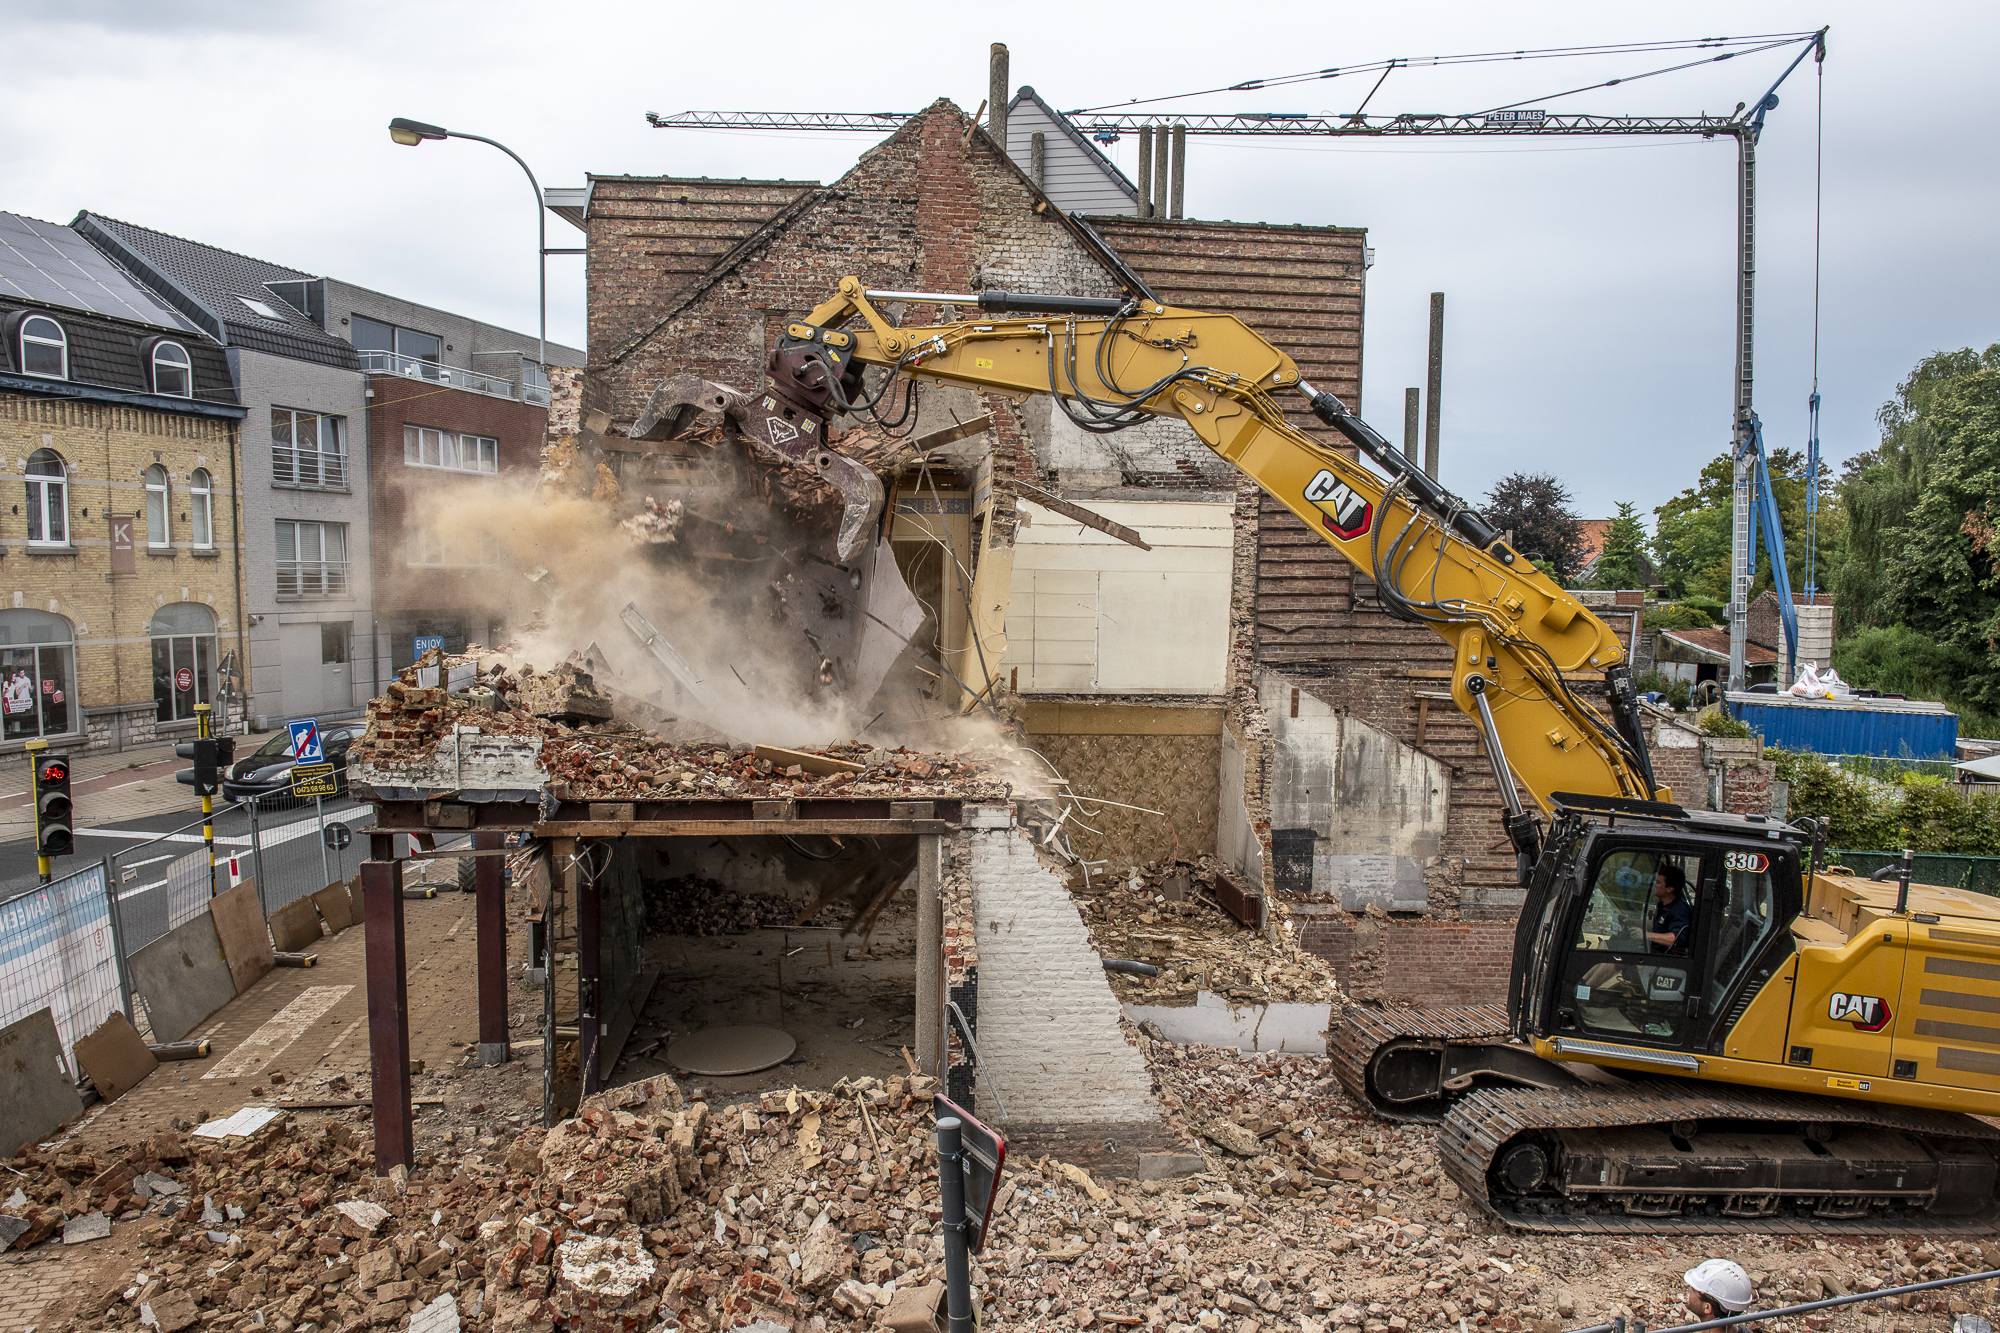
[6,1031,1994,1333]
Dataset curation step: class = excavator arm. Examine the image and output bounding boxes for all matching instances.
[771,277,1661,864]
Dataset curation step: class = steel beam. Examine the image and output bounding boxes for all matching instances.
[475,828,509,1066]
[361,835,412,1173]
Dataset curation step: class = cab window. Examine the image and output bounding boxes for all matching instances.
[1705,849,1779,1002]
[1567,847,1703,1043]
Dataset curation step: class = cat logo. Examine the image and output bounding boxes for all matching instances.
[1303,469,1373,539]
[1828,992,1892,1032]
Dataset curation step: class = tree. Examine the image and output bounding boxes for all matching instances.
[1591,501,1655,589]
[1483,472,1586,581]
[1652,454,1733,600]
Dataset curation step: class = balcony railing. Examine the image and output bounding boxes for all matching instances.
[276,561,350,598]
[357,349,550,405]
[272,446,348,490]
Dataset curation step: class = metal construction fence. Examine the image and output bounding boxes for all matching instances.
[0,860,124,1075]
[1830,849,2000,897]
[1573,1268,1999,1333]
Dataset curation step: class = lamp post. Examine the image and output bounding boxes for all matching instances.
[387,117,581,375]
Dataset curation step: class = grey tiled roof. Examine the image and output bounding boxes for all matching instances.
[73,212,360,371]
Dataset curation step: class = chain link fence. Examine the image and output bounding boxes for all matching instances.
[1828,850,2000,897]
[0,860,123,1074]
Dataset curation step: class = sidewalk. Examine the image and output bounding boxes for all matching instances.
[0,729,280,844]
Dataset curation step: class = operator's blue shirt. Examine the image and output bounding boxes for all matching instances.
[1652,896,1693,955]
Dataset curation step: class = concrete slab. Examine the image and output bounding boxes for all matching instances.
[268,896,323,952]
[72,1011,158,1103]
[129,912,236,1043]
[0,1008,82,1150]
[210,880,274,994]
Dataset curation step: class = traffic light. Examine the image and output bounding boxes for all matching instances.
[176,738,222,795]
[33,752,73,859]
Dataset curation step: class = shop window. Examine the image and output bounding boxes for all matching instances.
[0,610,75,742]
[150,602,216,724]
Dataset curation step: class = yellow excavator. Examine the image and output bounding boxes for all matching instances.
[652,275,2000,1233]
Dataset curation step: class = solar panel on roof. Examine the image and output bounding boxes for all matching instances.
[0,213,194,332]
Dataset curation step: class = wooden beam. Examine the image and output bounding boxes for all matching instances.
[912,413,995,453]
[1015,483,1153,550]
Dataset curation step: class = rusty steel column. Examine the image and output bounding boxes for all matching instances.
[362,833,412,1173]
[475,829,509,1066]
[578,850,601,1096]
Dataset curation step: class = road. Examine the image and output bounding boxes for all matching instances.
[0,793,378,911]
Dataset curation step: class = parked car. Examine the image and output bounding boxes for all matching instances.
[221,725,363,805]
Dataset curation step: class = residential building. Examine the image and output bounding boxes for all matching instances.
[0,212,245,755]
[73,214,584,723]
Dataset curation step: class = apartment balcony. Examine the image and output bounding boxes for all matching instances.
[358,349,551,406]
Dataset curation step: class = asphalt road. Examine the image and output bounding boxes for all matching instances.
[0,795,377,907]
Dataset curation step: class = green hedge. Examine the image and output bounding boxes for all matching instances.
[1772,750,2000,855]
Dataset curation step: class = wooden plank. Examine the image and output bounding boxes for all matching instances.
[1021,701,1224,737]
[73,1012,158,1104]
[753,744,864,776]
[209,880,275,995]
[532,819,953,837]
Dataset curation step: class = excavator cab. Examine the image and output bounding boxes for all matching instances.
[1515,802,1805,1062]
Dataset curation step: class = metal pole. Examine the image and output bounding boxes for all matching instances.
[316,793,330,886]
[248,795,270,918]
[1728,128,1757,695]
[442,130,548,368]
[475,828,509,1065]
[100,856,137,1027]
[27,738,49,886]
[1424,293,1444,480]
[362,832,413,1171]
[935,1116,975,1333]
[1895,846,1913,915]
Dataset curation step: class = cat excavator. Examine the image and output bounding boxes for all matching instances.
[646,275,2000,1233]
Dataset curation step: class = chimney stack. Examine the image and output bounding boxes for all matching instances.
[1424,292,1444,481]
[1137,126,1155,217]
[1169,124,1186,219]
[989,44,1009,148]
[1153,128,1170,218]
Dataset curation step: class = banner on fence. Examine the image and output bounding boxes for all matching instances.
[0,864,119,1070]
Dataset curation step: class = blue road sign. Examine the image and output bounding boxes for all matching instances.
[288,718,323,763]
[414,635,446,657]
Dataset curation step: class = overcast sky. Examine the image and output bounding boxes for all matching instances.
[7,0,1994,521]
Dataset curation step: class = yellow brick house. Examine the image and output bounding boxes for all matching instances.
[0,213,246,754]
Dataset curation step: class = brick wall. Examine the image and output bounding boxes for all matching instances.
[364,373,548,633]
[962,824,1160,1125]
[1294,910,1517,1007]
[0,393,245,754]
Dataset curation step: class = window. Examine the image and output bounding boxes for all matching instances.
[24,449,67,547]
[143,464,170,547]
[19,315,66,379]
[150,341,191,398]
[276,519,348,597]
[150,603,215,724]
[271,408,347,488]
[321,621,349,665]
[404,426,498,474]
[353,315,443,376]
[1568,846,1702,1043]
[189,469,213,549]
[0,610,75,742]
[237,296,284,320]
[408,522,499,568]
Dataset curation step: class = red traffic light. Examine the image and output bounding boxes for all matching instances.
[39,760,67,782]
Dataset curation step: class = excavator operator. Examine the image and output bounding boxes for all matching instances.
[1646,863,1693,956]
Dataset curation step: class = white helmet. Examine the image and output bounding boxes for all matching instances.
[1685,1259,1755,1314]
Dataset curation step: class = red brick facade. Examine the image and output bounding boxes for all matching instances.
[1295,913,1518,1007]
[365,373,548,665]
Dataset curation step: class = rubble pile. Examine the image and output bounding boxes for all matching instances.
[6,1044,1994,1333]
[351,655,1009,803]
[641,874,846,936]
[1079,856,1343,1007]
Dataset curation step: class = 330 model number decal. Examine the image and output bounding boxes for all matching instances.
[1304,470,1374,540]
[1724,850,1769,874]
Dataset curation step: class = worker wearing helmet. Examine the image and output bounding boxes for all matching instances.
[1684,1259,1756,1326]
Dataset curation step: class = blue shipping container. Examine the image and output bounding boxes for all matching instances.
[1726,691,1959,760]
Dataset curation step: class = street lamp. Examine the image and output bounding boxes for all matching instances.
[386,118,581,374]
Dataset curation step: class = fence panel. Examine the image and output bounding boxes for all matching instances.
[242,795,365,916]
[0,862,120,1072]
[1829,850,2000,897]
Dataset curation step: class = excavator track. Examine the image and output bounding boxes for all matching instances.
[1330,1005,1514,1121]
[1438,1081,2000,1235]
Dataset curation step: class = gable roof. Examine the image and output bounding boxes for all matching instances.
[1005,87,1138,214]
[0,212,197,332]
[605,100,1154,370]
[1658,625,1778,667]
[72,212,360,370]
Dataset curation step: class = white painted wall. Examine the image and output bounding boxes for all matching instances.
[1217,725,1265,890]
[1263,670,1449,909]
[1002,499,1232,694]
[1005,93,1138,217]
[967,828,1160,1125]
